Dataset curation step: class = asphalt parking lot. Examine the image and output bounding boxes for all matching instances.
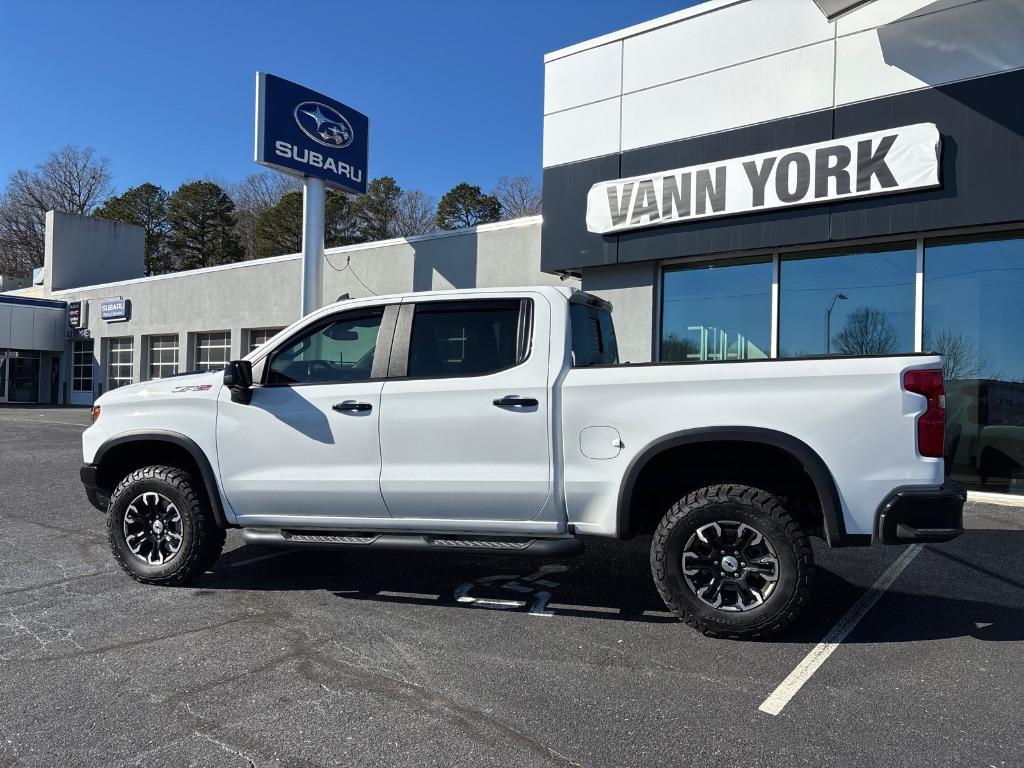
[1,407,1022,768]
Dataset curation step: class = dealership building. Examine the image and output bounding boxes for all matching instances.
[2,0,1024,498]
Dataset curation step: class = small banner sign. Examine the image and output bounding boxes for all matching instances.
[100,298,130,322]
[586,123,941,235]
[67,300,84,329]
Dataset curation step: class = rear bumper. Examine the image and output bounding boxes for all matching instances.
[80,463,108,512]
[875,482,966,544]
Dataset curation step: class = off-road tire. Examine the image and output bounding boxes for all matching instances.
[107,465,225,585]
[650,484,814,640]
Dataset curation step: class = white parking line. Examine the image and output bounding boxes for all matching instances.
[758,544,923,716]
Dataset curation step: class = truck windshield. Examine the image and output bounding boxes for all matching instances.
[570,303,619,366]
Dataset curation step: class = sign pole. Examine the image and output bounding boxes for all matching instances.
[300,175,325,316]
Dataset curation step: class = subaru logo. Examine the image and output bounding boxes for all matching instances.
[293,101,354,148]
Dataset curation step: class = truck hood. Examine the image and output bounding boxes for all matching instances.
[95,370,224,406]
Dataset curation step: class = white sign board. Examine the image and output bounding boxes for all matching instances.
[586,123,941,235]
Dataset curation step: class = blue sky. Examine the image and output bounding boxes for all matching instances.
[0,1,693,200]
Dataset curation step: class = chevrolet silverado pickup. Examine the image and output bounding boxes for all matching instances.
[80,286,965,638]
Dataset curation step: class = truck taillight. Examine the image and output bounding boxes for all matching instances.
[903,368,945,458]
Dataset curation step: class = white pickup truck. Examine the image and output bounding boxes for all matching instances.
[80,286,964,638]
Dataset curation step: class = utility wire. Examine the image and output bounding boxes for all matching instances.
[323,252,377,295]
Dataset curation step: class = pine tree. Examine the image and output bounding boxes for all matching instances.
[94,183,172,274]
[166,181,244,269]
[436,182,501,230]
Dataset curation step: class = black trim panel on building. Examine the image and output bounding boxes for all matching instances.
[616,110,835,264]
[830,68,1024,240]
[540,68,1024,272]
[541,153,620,272]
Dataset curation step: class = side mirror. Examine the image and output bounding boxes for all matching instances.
[223,360,253,404]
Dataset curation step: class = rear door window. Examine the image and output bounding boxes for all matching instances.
[407,300,526,378]
[570,303,619,366]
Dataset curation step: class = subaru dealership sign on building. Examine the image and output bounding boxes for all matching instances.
[254,72,369,195]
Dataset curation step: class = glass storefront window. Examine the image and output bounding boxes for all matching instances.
[779,245,916,358]
[924,233,1024,494]
[72,339,94,392]
[660,258,772,362]
[7,350,40,402]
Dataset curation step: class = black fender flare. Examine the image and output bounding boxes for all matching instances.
[93,430,230,528]
[616,426,864,547]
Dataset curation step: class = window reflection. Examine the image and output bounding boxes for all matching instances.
[924,233,1024,493]
[779,246,916,357]
[661,258,772,362]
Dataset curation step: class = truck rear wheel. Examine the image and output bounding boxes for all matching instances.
[650,484,814,639]
[107,465,225,586]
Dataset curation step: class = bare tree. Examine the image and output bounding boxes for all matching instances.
[0,190,41,277]
[229,172,302,260]
[924,329,985,381]
[0,145,112,276]
[661,333,701,362]
[393,189,437,237]
[833,306,899,355]
[493,175,542,220]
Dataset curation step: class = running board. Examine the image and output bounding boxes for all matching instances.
[241,528,584,557]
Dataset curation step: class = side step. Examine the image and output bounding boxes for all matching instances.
[241,528,584,557]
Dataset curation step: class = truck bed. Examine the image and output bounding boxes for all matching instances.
[559,353,945,539]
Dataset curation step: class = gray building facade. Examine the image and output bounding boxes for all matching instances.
[1,214,566,407]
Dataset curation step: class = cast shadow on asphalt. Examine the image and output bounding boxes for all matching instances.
[192,529,1024,645]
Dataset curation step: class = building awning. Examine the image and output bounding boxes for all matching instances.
[0,295,67,352]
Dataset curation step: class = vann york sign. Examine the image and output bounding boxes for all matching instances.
[586,123,941,235]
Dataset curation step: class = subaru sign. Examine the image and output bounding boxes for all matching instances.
[254,73,368,195]
[100,298,130,322]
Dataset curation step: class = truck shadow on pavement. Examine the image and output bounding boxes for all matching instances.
[199,529,1024,644]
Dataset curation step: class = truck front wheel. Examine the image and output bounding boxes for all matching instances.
[107,465,225,586]
[650,484,814,639]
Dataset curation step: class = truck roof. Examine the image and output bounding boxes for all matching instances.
[318,284,591,314]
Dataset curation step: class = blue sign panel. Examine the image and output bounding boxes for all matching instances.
[100,298,130,322]
[255,73,369,195]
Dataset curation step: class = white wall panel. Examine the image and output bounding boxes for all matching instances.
[545,41,622,115]
[0,304,10,347]
[9,306,33,348]
[836,0,1024,106]
[621,41,834,152]
[622,0,833,94]
[543,98,621,167]
[31,309,47,350]
[837,0,975,36]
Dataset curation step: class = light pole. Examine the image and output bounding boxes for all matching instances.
[825,293,847,354]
